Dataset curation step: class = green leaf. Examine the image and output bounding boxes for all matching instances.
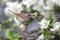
[6,30,20,40]
[58,28,60,36]
[12,22,17,27]
[48,12,56,29]
[44,29,55,40]
[4,20,11,26]
[6,30,15,39]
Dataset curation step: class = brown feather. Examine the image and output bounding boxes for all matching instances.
[8,10,29,19]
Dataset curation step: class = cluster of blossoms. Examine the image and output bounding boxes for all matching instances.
[4,0,60,40]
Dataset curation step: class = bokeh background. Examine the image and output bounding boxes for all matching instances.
[0,0,60,40]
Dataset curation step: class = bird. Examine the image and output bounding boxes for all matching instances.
[8,10,29,19]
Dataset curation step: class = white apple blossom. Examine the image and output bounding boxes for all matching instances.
[13,16,28,32]
[22,0,37,8]
[5,1,23,14]
[40,11,50,19]
[4,1,30,32]
[14,17,26,31]
[32,0,44,11]
[4,7,14,21]
[36,34,44,40]
[38,18,50,29]
[19,24,26,31]
[52,0,60,6]
[50,22,60,31]
[4,1,23,21]
[32,0,54,11]
[14,17,22,25]
[43,0,54,10]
